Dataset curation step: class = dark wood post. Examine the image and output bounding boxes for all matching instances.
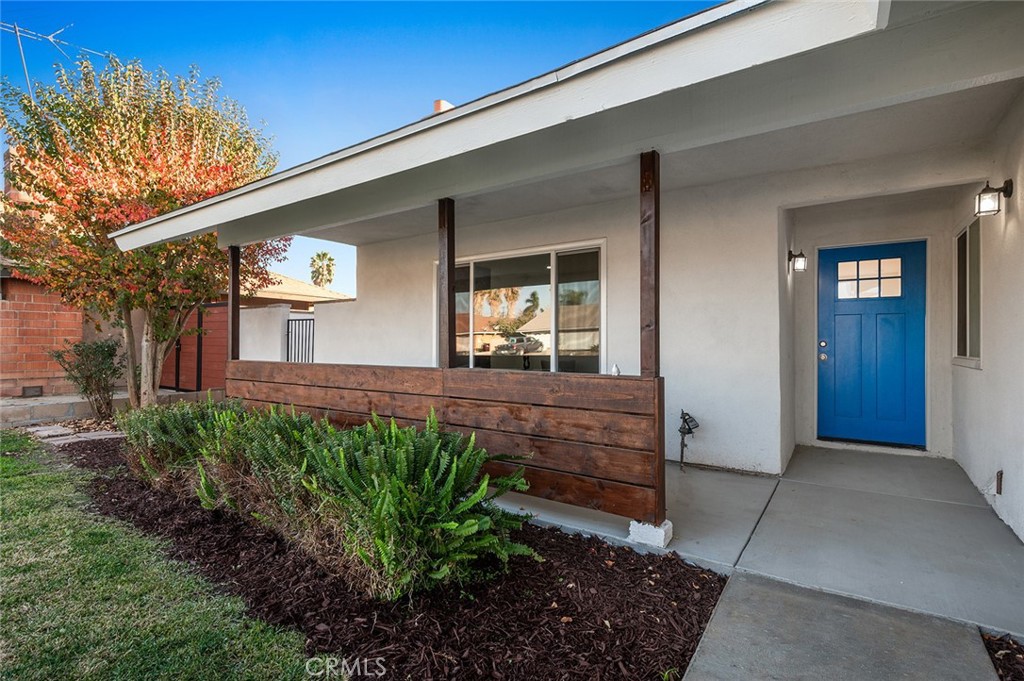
[227,245,240,362]
[438,198,456,369]
[640,150,660,378]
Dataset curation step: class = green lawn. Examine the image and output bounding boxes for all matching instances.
[0,429,308,680]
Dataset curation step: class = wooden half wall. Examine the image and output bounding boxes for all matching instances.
[226,360,666,524]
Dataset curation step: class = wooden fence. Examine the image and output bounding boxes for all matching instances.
[226,360,665,524]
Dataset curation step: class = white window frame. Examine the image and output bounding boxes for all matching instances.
[953,218,982,369]
[433,238,608,373]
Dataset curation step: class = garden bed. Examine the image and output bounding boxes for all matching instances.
[64,438,725,680]
[986,633,1024,681]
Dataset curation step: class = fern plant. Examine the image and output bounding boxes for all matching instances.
[118,399,537,600]
[304,411,536,600]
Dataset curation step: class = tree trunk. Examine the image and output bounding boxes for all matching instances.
[120,301,141,409]
[139,313,171,408]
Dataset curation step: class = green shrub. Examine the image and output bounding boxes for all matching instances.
[123,400,537,600]
[303,412,534,600]
[49,339,125,419]
[116,397,245,484]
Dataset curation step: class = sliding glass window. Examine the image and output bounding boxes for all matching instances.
[452,246,602,373]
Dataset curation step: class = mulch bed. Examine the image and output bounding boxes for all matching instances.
[58,438,126,471]
[66,438,725,680]
[986,634,1024,681]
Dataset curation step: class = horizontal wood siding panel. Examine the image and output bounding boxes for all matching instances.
[444,397,655,451]
[226,361,664,522]
[485,461,658,524]
[442,369,657,415]
[227,379,442,421]
[228,361,442,396]
[241,399,426,430]
[467,429,656,486]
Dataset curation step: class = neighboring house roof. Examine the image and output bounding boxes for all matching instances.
[249,271,351,305]
[518,305,600,335]
[1,255,22,279]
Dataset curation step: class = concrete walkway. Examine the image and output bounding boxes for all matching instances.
[684,573,997,680]
[500,444,1024,676]
[1,388,223,427]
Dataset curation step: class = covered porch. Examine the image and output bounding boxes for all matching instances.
[113,2,1024,550]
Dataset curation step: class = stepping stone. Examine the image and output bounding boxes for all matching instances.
[684,573,996,681]
[24,425,75,439]
[76,431,124,440]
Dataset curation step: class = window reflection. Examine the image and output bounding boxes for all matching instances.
[556,250,600,374]
[452,248,602,373]
[472,254,551,371]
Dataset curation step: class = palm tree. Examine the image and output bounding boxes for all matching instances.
[310,251,336,288]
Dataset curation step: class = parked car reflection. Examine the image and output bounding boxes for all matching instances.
[493,335,543,355]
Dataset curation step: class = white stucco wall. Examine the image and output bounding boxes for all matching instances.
[312,143,997,477]
[314,199,642,372]
[240,304,289,362]
[951,93,1024,538]
[789,190,958,459]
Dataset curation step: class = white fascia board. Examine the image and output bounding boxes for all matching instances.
[112,0,888,251]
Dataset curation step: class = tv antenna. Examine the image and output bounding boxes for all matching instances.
[1,22,111,101]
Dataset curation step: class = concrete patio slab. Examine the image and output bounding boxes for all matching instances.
[684,573,997,681]
[784,446,987,507]
[666,466,778,571]
[738,480,1024,636]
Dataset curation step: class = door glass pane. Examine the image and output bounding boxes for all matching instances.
[880,258,901,278]
[838,280,857,299]
[858,259,879,278]
[838,261,858,280]
[556,250,600,374]
[471,254,551,371]
[858,279,879,298]
[453,266,471,367]
[880,278,902,297]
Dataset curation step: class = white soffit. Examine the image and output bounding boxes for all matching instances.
[112,0,892,250]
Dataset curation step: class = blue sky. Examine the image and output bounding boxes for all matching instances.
[2,1,716,294]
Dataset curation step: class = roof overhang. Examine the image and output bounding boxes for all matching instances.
[113,0,903,251]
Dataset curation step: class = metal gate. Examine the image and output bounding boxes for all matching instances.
[287,318,315,363]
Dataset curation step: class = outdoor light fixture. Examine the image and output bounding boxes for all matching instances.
[975,179,1013,217]
[789,249,808,272]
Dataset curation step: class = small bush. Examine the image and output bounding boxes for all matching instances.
[123,401,537,600]
[304,412,534,600]
[116,397,246,484]
[49,339,125,419]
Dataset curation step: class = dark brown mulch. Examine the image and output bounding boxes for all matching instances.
[986,634,1024,681]
[58,437,126,471]
[72,439,724,680]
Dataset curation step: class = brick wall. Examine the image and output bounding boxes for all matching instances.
[0,278,83,397]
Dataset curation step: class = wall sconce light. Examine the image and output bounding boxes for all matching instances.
[975,179,1013,217]
[789,249,808,273]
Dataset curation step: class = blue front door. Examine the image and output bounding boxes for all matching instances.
[817,241,926,447]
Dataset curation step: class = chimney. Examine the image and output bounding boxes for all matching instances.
[433,99,455,114]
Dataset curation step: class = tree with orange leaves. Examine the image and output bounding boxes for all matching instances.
[1,57,291,407]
